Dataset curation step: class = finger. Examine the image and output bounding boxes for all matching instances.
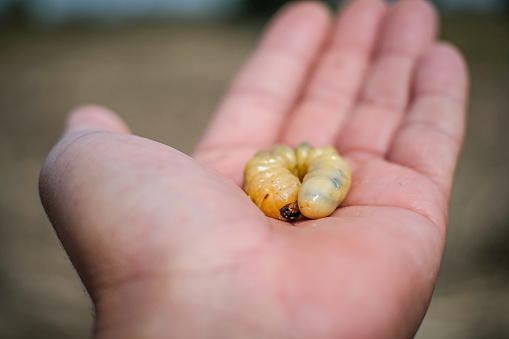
[195,2,330,153]
[282,0,388,147]
[338,0,437,157]
[63,105,131,136]
[388,43,468,196]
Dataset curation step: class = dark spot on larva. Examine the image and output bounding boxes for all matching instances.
[331,176,341,188]
[264,194,269,200]
[280,202,301,220]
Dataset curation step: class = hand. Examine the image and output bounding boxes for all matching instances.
[39,0,468,337]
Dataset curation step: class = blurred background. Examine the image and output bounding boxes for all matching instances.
[0,0,508,337]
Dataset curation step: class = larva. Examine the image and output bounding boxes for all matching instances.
[243,143,351,220]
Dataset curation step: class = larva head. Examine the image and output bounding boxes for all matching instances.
[280,201,301,220]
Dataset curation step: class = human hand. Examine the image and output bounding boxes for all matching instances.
[39,0,468,338]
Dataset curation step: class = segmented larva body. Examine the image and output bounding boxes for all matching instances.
[243,143,351,220]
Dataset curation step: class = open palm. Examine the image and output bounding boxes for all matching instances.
[40,0,468,338]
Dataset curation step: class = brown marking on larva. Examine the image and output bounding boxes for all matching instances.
[264,194,269,200]
[280,202,301,220]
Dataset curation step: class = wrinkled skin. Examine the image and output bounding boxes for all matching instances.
[39,0,468,338]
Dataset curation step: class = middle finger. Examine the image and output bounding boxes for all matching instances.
[282,0,388,147]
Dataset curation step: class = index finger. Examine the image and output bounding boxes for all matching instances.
[195,2,330,154]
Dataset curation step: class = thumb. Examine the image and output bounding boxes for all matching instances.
[39,105,132,295]
[63,104,131,136]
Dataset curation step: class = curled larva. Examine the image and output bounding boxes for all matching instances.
[243,143,351,220]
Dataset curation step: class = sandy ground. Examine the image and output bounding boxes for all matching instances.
[0,15,508,338]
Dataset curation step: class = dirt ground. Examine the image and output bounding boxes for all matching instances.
[1,14,508,338]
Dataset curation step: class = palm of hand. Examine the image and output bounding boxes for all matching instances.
[40,1,467,338]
